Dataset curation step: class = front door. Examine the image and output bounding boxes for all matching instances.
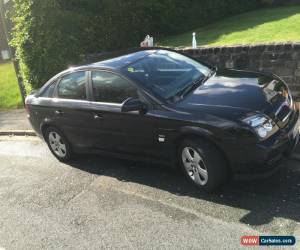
[89,70,162,158]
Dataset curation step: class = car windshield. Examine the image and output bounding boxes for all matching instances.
[124,50,211,100]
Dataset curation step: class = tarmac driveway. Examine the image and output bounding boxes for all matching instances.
[0,136,300,249]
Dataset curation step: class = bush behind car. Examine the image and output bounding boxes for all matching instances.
[9,0,259,90]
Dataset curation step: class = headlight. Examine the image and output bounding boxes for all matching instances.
[242,114,279,140]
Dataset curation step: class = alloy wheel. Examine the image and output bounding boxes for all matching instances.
[182,147,208,186]
[48,131,67,158]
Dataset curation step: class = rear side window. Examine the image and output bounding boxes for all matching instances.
[57,72,87,100]
[39,81,56,97]
[92,71,138,104]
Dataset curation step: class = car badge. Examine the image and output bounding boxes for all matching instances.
[158,135,165,142]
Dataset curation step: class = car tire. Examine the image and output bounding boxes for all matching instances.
[179,138,227,192]
[45,127,73,162]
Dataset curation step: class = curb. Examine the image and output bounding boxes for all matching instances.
[0,130,36,137]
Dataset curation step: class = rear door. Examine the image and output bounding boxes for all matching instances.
[50,71,95,149]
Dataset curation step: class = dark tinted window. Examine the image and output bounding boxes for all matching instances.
[57,72,87,100]
[92,71,138,104]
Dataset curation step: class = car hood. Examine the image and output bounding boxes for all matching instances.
[174,68,291,120]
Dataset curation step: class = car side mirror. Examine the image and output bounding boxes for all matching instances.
[121,98,145,113]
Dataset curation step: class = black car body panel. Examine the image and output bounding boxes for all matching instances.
[25,48,299,179]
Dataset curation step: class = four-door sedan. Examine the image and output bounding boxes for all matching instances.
[25,48,300,191]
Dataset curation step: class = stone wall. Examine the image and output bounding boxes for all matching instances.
[180,43,300,99]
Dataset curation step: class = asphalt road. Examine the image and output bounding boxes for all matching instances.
[0,137,300,250]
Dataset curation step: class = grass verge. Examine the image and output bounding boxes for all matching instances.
[159,6,300,47]
[0,62,22,109]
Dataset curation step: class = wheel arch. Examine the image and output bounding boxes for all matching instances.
[40,120,74,153]
[40,119,60,140]
[173,126,232,174]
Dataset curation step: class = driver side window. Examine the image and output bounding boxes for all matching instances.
[92,71,138,104]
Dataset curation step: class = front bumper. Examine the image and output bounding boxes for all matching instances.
[230,110,299,179]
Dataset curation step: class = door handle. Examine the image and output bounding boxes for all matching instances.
[55,110,64,115]
[93,113,103,120]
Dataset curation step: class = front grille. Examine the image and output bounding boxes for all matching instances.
[275,96,294,128]
[276,103,292,122]
[264,78,296,129]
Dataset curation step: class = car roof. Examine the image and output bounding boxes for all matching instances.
[44,47,212,88]
[70,47,211,73]
[39,48,162,94]
[88,49,157,69]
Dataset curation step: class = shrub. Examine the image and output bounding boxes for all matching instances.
[10,0,260,90]
[260,0,300,5]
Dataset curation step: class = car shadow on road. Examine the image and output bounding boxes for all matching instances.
[67,146,300,228]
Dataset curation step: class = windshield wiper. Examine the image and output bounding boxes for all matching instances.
[179,78,203,98]
[210,66,217,75]
[169,68,217,102]
[180,69,217,98]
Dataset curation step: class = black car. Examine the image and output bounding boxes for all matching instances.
[25,48,300,191]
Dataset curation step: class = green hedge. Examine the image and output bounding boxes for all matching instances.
[10,0,260,89]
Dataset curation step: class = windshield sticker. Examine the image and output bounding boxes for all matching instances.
[127,67,135,73]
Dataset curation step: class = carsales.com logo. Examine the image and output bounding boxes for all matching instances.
[241,236,296,246]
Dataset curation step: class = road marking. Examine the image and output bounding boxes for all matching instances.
[0,136,41,142]
[0,140,49,158]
